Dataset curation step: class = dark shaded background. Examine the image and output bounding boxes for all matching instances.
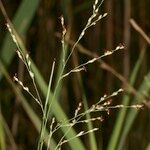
[0,0,150,149]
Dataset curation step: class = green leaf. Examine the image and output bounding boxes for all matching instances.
[146,143,150,150]
[0,15,85,150]
[0,0,40,65]
[0,59,56,149]
[117,71,150,150]
[0,115,6,150]
[107,50,145,150]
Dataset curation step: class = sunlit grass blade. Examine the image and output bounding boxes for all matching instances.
[146,143,150,150]
[107,50,145,150]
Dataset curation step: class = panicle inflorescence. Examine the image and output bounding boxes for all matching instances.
[61,44,125,79]
[6,0,144,149]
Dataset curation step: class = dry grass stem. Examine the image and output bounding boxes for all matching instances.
[130,19,150,45]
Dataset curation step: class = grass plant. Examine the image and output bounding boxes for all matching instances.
[0,0,148,150]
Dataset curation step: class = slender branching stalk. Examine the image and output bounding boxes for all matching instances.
[5,0,143,150]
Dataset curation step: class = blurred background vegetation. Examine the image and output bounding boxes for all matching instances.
[0,0,150,149]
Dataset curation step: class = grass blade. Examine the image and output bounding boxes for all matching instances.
[117,71,150,150]
[0,114,6,150]
[0,0,40,65]
[0,113,18,150]
[78,76,98,150]
[0,59,56,149]
[107,50,145,150]
[1,13,85,150]
[82,90,98,150]
[146,143,150,150]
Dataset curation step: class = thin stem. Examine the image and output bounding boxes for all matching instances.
[37,61,56,149]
